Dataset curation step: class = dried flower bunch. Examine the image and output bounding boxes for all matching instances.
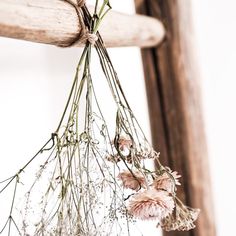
[0,0,199,235]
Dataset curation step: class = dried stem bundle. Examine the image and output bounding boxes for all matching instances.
[0,1,199,235]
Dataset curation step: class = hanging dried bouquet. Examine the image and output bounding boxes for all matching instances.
[0,0,199,235]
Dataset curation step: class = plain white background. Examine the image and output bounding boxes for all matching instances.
[192,1,236,235]
[0,0,235,235]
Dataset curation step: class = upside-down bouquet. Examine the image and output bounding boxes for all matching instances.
[0,1,199,235]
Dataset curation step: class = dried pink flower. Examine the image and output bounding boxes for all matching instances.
[118,170,145,191]
[117,137,132,156]
[128,189,175,221]
[152,170,181,193]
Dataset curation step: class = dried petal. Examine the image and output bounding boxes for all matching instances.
[128,189,175,221]
[118,170,145,191]
[152,169,181,193]
[117,137,132,156]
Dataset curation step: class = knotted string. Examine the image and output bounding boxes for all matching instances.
[60,0,98,47]
[86,32,98,45]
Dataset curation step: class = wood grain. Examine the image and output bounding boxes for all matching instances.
[135,1,216,236]
[0,0,165,48]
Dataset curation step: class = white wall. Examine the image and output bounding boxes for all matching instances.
[192,1,236,235]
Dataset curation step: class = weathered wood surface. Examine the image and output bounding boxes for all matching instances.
[0,0,165,48]
[135,1,216,236]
